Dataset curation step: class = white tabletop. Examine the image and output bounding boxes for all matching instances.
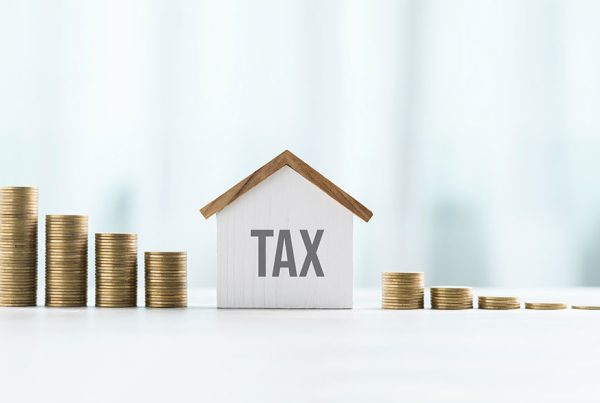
[1,288,599,403]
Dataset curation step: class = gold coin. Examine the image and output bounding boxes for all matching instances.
[479,301,520,306]
[96,287,136,293]
[45,304,86,308]
[95,245,137,249]
[95,261,137,267]
[96,295,136,300]
[571,305,600,310]
[145,283,187,288]
[145,267,186,272]
[431,286,472,292]
[0,302,36,307]
[95,272,137,278]
[0,279,37,284]
[478,296,518,301]
[95,243,137,248]
[145,295,187,300]
[382,306,424,310]
[96,297,136,302]
[145,251,186,256]
[525,302,567,310]
[431,299,473,304]
[95,233,137,238]
[382,280,422,283]
[95,276,136,282]
[96,303,136,308]
[145,292,187,297]
[479,301,521,306]
[381,272,423,277]
[479,305,520,310]
[144,275,187,280]
[146,304,186,308]
[95,253,137,258]
[382,300,424,305]
[95,294,136,299]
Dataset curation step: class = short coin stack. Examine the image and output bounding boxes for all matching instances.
[45,215,88,307]
[95,233,137,308]
[572,305,600,310]
[431,286,473,310]
[525,302,567,310]
[381,272,424,309]
[478,296,520,310]
[0,187,38,307]
[145,252,187,308]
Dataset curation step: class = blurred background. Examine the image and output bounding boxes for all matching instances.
[1,0,599,288]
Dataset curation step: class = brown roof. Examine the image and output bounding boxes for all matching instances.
[200,150,373,222]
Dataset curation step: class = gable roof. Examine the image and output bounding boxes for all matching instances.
[200,150,373,222]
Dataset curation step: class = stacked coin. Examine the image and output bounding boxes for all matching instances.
[145,252,187,308]
[381,272,424,309]
[95,233,137,308]
[45,215,88,307]
[478,296,520,310]
[0,187,38,306]
[431,287,473,310]
[525,302,567,310]
[572,305,600,310]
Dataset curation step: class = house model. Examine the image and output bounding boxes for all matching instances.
[200,150,372,308]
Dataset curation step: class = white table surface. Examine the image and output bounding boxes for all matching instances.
[1,287,599,403]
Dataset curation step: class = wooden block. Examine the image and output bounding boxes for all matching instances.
[201,150,371,309]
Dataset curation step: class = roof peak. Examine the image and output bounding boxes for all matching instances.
[200,150,372,222]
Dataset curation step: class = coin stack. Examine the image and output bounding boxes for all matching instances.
[431,286,473,310]
[0,187,38,307]
[95,233,137,308]
[572,305,600,310]
[145,252,187,308]
[478,296,520,310]
[45,215,88,307]
[525,302,567,310]
[381,272,424,309]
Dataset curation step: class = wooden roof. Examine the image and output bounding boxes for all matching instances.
[200,150,373,222]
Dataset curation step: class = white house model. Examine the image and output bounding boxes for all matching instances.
[200,150,372,308]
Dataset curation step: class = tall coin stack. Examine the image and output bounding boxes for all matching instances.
[45,215,88,307]
[95,233,137,308]
[478,296,520,310]
[430,286,473,310]
[145,252,187,308]
[381,272,424,309]
[0,187,38,307]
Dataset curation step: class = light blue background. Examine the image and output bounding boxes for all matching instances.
[1,0,600,287]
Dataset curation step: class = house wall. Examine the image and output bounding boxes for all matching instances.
[216,166,353,308]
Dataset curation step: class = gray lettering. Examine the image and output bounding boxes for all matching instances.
[299,229,324,277]
[273,230,297,277]
[251,230,274,277]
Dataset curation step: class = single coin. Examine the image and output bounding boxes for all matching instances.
[96,303,136,308]
[95,246,137,250]
[478,296,518,300]
[96,295,137,301]
[0,302,36,307]
[479,301,521,306]
[95,277,136,282]
[571,305,600,310]
[479,305,520,310]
